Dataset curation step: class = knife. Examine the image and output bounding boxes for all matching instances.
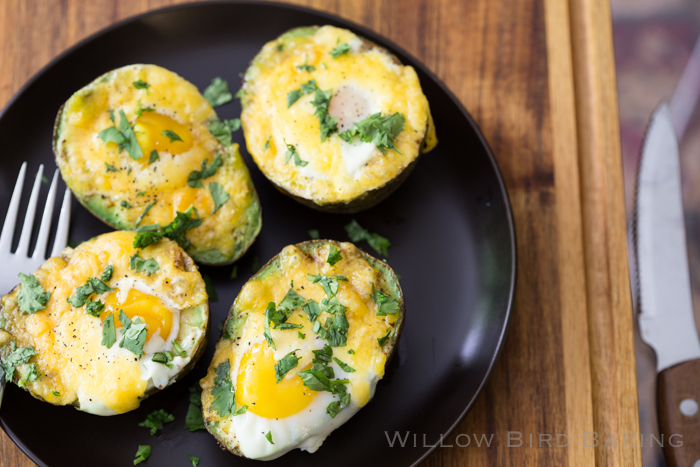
[636,102,700,467]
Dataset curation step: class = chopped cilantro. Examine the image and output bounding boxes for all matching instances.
[162,129,183,143]
[98,110,144,160]
[330,42,351,59]
[135,99,154,118]
[67,268,115,308]
[378,328,392,347]
[230,264,238,279]
[211,361,235,417]
[348,349,355,354]
[139,409,174,435]
[302,299,321,322]
[17,273,51,314]
[298,331,306,339]
[102,265,114,281]
[172,340,187,358]
[307,273,347,298]
[339,112,405,153]
[327,245,342,266]
[326,401,343,418]
[372,284,400,316]
[105,162,119,173]
[274,349,301,383]
[265,431,274,444]
[129,252,159,276]
[308,229,320,239]
[85,298,105,317]
[187,154,223,188]
[263,302,276,350]
[263,136,271,150]
[121,200,133,209]
[108,109,115,122]
[344,219,391,257]
[287,89,303,107]
[133,80,150,94]
[135,200,157,227]
[333,357,356,372]
[185,384,205,431]
[51,390,60,397]
[310,88,338,141]
[278,286,307,312]
[151,351,173,369]
[276,44,284,52]
[301,79,318,94]
[203,275,218,302]
[119,311,147,358]
[148,150,159,165]
[235,89,245,99]
[127,167,132,175]
[17,362,40,388]
[296,64,315,72]
[188,455,200,467]
[134,445,151,465]
[203,77,233,107]
[0,342,36,382]
[101,313,116,348]
[209,118,241,146]
[284,144,308,167]
[133,207,203,250]
[209,182,230,214]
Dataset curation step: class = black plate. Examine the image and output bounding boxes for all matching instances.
[0,2,515,466]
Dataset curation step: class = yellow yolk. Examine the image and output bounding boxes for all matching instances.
[103,289,173,341]
[236,343,314,418]
[134,112,193,156]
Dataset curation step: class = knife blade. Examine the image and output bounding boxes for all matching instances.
[636,101,700,467]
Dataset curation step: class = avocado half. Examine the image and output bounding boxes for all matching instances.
[199,240,405,457]
[53,64,262,265]
[0,231,210,415]
[239,26,437,213]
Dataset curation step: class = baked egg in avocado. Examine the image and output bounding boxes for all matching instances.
[53,64,262,265]
[0,231,209,415]
[200,240,404,459]
[240,25,437,213]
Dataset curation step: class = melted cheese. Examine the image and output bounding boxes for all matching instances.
[241,25,437,205]
[0,231,208,414]
[55,64,257,260]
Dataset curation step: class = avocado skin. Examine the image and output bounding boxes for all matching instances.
[201,239,405,457]
[240,26,436,213]
[52,74,263,267]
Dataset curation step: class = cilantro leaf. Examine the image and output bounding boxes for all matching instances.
[284,144,308,167]
[17,362,40,388]
[105,162,120,173]
[339,112,405,153]
[296,64,315,72]
[17,273,51,314]
[152,351,173,368]
[308,229,320,239]
[121,200,133,209]
[117,110,145,161]
[326,400,343,418]
[139,409,175,436]
[129,252,159,276]
[307,273,347,298]
[85,299,105,317]
[274,349,301,383]
[211,361,235,417]
[133,80,150,93]
[135,201,157,227]
[209,119,241,146]
[235,89,245,99]
[265,431,274,444]
[98,127,127,147]
[348,349,355,354]
[67,272,115,308]
[297,367,332,391]
[148,150,159,165]
[188,455,200,467]
[278,287,307,312]
[203,77,233,107]
[287,89,303,108]
[0,342,37,382]
[263,136,271,150]
[119,316,148,358]
[101,265,114,282]
[203,275,218,302]
[298,331,306,339]
[233,405,248,415]
[263,302,276,350]
[187,154,223,188]
[327,245,342,266]
[185,384,206,431]
[135,99,154,118]
[372,284,400,316]
[162,130,183,143]
[302,299,321,322]
[344,219,391,257]
[134,445,151,465]
[330,42,351,59]
[172,340,187,358]
[134,207,203,250]
[310,88,338,141]
[108,109,115,122]
[333,357,356,372]
[300,79,318,94]
[101,313,116,348]
[378,328,392,347]
[209,182,230,214]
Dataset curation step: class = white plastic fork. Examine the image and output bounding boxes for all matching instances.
[0,162,71,406]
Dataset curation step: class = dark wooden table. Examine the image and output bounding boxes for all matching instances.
[0,0,642,465]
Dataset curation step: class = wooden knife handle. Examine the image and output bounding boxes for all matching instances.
[657,359,700,467]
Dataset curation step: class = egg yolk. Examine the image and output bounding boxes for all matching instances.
[236,343,314,418]
[103,289,173,341]
[134,112,193,156]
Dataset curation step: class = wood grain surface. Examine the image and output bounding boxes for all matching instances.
[0,0,642,466]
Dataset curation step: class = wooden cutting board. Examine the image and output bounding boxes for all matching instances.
[0,0,642,465]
